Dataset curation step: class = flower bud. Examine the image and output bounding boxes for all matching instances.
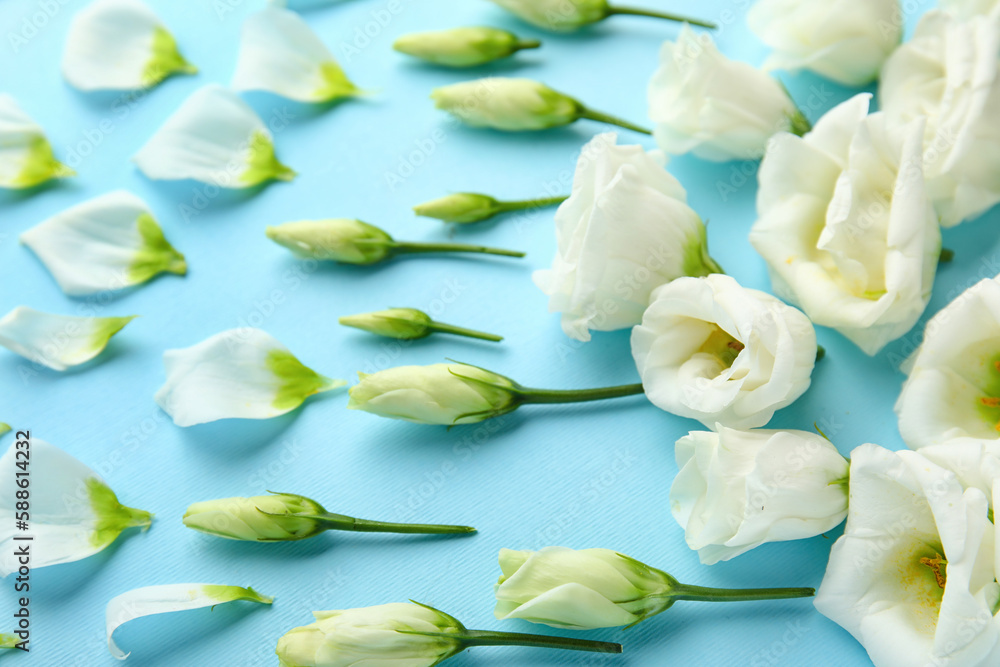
[183,493,327,541]
[413,193,503,224]
[276,602,464,667]
[393,27,540,67]
[348,362,519,425]
[494,547,677,629]
[266,219,394,264]
[488,0,609,31]
[339,308,433,339]
[432,78,581,131]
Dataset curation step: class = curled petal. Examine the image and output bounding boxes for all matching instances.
[0,306,135,371]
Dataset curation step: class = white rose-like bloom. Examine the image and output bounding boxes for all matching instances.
[895,275,1000,449]
[648,26,807,162]
[750,94,940,356]
[748,0,902,86]
[920,440,1000,506]
[631,274,817,430]
[815,444,1000,667]
[939,0,1000,18]
[671,427,849,565]
[880,11,1000,227]
[533,133,721,342]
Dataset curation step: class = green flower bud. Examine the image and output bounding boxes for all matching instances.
[183,493,328,541]
[393,27,540,67]
[266,219,394,265]
[489,0,608,31]
[413,193,504,224]
[340,308,433,339]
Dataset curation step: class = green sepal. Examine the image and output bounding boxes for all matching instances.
[128,213,187,284]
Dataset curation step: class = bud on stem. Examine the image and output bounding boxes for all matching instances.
[436,629,622,653]
[414,192,568,224]
[340,308,503,342]
[607,5,717,29]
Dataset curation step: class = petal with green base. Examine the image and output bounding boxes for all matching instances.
[202,584,274,605]
[87,316,138,359]
[315,62,361,102]
[12,135,75,189]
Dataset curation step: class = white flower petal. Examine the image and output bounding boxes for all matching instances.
[0,439,151,576]
[62,0,196,91]
[20,190,186,296]
[748,0,902,86]
[0,306,135,371]
[0,94,74,189]
[133,84,295,188]
[231,7,358,103]
[532,133,716,341]
[106,583,272,659]
[154,328,345,427]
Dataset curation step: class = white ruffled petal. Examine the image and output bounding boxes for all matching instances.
[0,306,135,371]
[106,584,272,659]
[231,7,359,103]
[0,94,74,189]
[62,0,196,91]
[20,190,186,296]
[154,328,345,427]
[133,84,295,187]
[0,439,151,576]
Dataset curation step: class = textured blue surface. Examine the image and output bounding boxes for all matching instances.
[0,1,993,665]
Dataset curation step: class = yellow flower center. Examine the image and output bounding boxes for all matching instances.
[919,553,947,590]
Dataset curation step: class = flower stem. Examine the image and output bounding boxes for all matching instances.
[577,107,652,135]
[669,583,815,603]
[515,39,542,51]
[496,195,568,213]
[320,513,476,535]
[459,629,622,653]
[517,383,645,405]
[429,321,504,342]
[607,5,717,29]
[390,242,525,258]
[940,248,955,263]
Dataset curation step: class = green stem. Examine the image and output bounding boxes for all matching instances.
[458,629,622,653]
[319,513,476,535]
[940,248,955,263]
[607,5,717,29]
[577,107,652,135]
[390,242,525,258]
[668,583,815,603]
[496,195,568,213]
[816,345,826,362]
[517,383,645,405]
[515,39,542,51]
[429,321,504,342]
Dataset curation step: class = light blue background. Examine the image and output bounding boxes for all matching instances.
[0,0,993,665]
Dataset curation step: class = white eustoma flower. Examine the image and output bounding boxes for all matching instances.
[0,439,151,576]
[231,7,359,103]
[748,0,902,86]
[107,584,272,659]
[631,274,817,430]
[880,11,1000,227]
[671,427,849,565]
[750,94,940,356]
[20,190,186,296]
[0,307,135,371]
[154,328,344,427]
[494,546,814,630]
[0,94,74,189]
[920,440,1000,505]
[62,0,196,91]
[939,0,1000,18]
[895,275,1000,449]
[533,133,721,341]
[648,26,808,162]
[815,444,1000,667]
[134,84,295,187]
